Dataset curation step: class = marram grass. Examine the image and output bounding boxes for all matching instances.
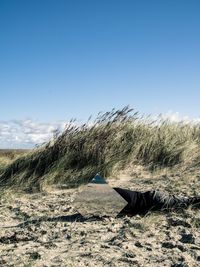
[0,106,199,191]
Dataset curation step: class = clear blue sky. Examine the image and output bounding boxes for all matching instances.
[0,0,200,122]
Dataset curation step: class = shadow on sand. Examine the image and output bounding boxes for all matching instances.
[1,213,105,228]
[2,204,200,229]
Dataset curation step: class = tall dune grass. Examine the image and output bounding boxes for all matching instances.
[0,149,29,176]
[0,107,199,191]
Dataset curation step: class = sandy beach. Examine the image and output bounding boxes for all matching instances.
[1,168,200,267]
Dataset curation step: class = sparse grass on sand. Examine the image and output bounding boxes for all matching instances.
[0,107,200,267]
[0,106,199,191]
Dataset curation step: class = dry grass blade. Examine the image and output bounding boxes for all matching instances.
[0,106,199,191]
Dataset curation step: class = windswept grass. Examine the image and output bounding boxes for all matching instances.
[0,149,29,175]
[0,106,200,191]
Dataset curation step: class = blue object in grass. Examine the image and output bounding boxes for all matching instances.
[89,174,107,184]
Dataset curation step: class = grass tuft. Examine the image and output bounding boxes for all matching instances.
[0,106,199,191]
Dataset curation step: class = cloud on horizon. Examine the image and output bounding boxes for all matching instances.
[0,112,200,149]
[0,119,66,149]
[156,111,200,124]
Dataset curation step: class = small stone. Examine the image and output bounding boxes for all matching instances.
[196,256,200,261]
[162,241,176,249]
[135,241,143,248]
[29,252,41,260]
[179,233,195,244]
[124,252,136,258]
[100,244,110,249]
[80,230,86,236]
[177,244,187,252]
[65,234,71,240]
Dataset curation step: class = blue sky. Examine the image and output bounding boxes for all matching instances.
[0,0,200,147]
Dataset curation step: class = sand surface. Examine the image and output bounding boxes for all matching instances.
[1,168,200,266]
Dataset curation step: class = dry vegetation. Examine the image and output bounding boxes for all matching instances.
[0,149,29,176]
[0,106,199,191]
[1,107,200,266]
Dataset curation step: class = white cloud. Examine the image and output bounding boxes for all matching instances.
[156,111,200,124]
[0,119,67,149]
[0,113,199,149]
